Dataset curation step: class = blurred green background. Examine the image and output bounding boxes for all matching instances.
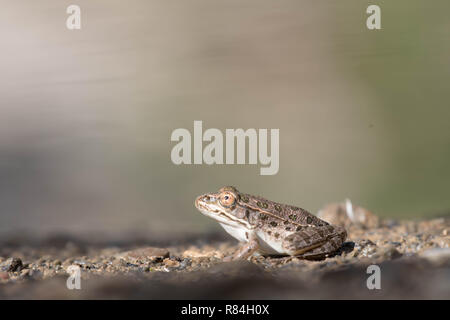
[1,1,449,238]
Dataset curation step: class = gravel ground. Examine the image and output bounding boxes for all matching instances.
[0,214,449,299]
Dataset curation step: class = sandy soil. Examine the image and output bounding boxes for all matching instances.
[0,217,449,299]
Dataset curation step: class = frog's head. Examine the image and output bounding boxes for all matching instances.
[195,186,252,229]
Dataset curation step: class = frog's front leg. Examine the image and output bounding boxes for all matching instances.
[282,225,347,259]
[224,238,259,261]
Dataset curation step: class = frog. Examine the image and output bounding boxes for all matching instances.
[194,186,347,260]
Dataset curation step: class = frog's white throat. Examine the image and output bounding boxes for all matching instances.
[220,223,250,243]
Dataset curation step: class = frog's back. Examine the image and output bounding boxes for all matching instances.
[239,192,330,227]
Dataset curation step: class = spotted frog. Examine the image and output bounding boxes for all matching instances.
[195,186,347,260]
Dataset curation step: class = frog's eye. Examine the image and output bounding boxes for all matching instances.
[219,192,236,208]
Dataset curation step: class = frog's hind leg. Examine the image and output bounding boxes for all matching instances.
[298,232,346,260]
[283,225,347,259]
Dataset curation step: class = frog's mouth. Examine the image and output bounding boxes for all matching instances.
[195,195,251,229]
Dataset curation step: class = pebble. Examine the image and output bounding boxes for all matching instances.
[163,258,180,268]
[5,257,24,272]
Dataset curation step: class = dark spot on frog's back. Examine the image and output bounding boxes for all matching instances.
[256,201,269,209]
[257,201,268,209]
[306,217,313,224]
[270,221,278,227]
[274,204,282,212]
